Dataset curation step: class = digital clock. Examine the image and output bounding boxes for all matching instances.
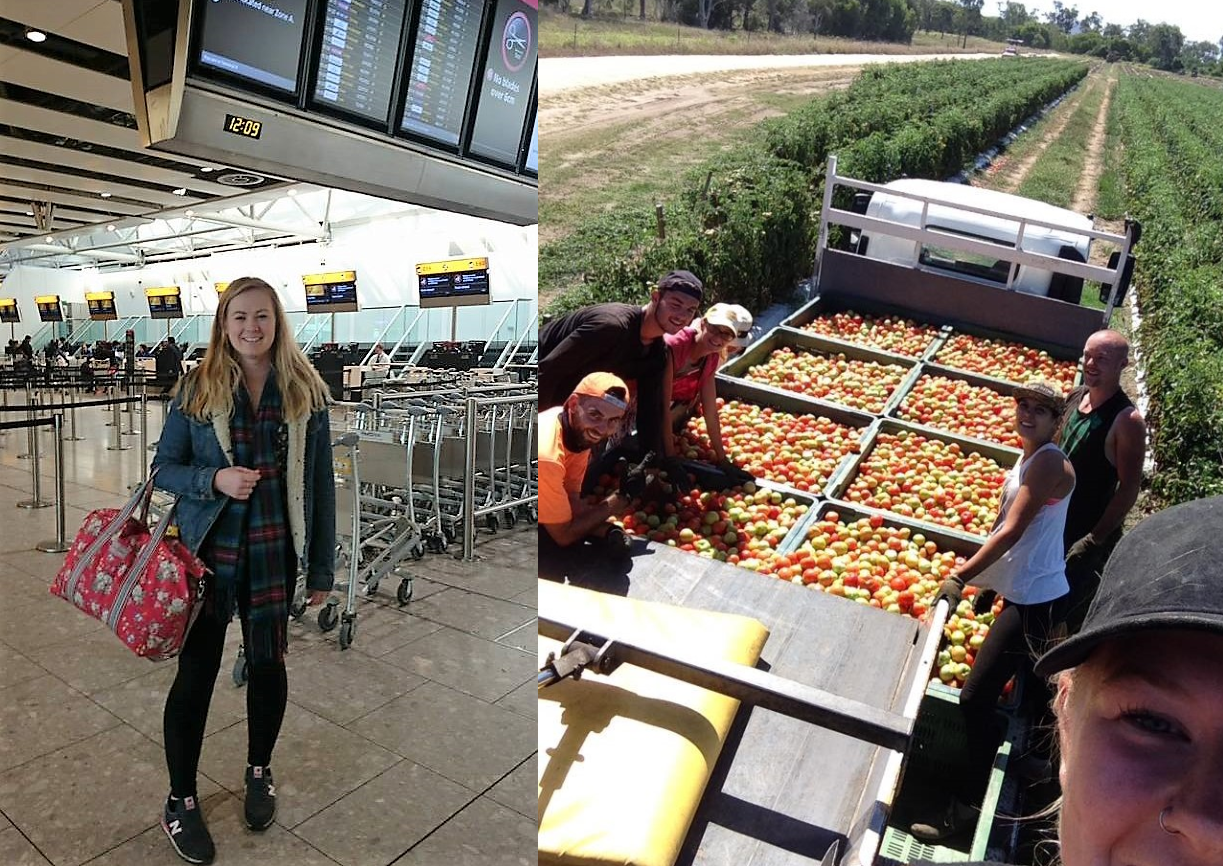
[223,113,263,140]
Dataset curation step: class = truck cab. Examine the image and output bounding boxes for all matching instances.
[855,178,1094,301]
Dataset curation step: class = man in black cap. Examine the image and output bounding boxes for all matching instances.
[539,270,703,458]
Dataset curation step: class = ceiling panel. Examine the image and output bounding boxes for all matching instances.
[0,136,235,197]
[0,163,200,208]
[0,182,147,216]
[0,46,133,112]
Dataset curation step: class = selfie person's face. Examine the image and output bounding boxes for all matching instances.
[1058,631,1223,866]
[226,288,277,364]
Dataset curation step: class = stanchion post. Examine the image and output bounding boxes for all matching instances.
[462,396,478,560]
[37,414,70,552]
[17,417,51,509]
[66,386,83,441]
[107,398,131,451]
[139,393,149,482]
[18,382,33,458]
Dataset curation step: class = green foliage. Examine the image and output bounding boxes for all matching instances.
[1113,73,1223,501]
[543,57,1088,314]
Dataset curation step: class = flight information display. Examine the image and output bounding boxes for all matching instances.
[524,112,537,173]
[0,298,18,324]
[314,0,409,122]
[146,287,185,320]
[86,292,118,322]
[35,295,62,323]
[196,0,310,94]
[400,0,483,146]
[303,271,360,313]
[468,0,537,166]
[417,257,490,307]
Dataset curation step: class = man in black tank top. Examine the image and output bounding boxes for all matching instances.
[1056,330,1146,633]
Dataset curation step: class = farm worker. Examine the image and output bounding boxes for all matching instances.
[539,372,649,554]
[151,277,336,864]
[662,302,754,469]
[1055,329,1146,635]
[538,270,703,461]
[912,496,1223,866]
[911,381,1074,843]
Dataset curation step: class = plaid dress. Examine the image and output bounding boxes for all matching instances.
[202,370,295,664]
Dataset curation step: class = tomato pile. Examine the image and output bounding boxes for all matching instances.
[801,309,942,358]
[935,332,1079,391]
[896,375,1023,448]
[842,430,1009,535]
[614,483,809,575]
[743,346,909,413]
[680,399,862,492]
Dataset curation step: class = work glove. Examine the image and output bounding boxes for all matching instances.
[973,588,998,616]
[932,575,966,611]
[617,452,655,499]
[1065,534,1099,565]
[657,455,690,487]
[718,460,756,487]
[603,524,633,557]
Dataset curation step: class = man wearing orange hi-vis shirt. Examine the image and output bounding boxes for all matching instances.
[538,372,651,556]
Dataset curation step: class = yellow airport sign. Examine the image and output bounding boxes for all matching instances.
[302,270,356,285]
[415,258,488,276]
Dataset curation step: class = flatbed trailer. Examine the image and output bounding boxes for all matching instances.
[539,156,1138,866]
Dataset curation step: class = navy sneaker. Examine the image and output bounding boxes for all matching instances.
[244,765,276,830]
[161,794,215,865]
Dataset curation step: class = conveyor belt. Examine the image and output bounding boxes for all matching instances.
[540,540,941,866]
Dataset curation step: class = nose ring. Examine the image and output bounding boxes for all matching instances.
[1159,807,1178,835]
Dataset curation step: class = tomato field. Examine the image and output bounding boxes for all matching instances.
[1113,73,1223,502]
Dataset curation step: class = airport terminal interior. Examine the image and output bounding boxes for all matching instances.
[1,1,539,864]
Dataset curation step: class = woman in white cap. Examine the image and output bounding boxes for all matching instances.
[660,302,753,468]
[912,495,1223,864]
[912,380,1076,842]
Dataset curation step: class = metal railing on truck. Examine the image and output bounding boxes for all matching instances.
[814,155,1138,328]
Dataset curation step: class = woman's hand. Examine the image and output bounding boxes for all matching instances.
[307,590,330,606]
[213,466,262,500]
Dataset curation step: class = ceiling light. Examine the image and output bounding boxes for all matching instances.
[25,211,33,217]
[100,191,112,198]
[172,187,188,196]
[287,189,297,196]
[45,236,53,243]
[185,209,195,217]
[201,167,215,173]
[107,224,116,232]
[26,30,47,43]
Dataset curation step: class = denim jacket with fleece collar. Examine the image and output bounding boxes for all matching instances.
[150,376,336,592]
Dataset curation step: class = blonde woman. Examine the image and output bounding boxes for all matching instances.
[151,277,336,864]
[661,302,752,468]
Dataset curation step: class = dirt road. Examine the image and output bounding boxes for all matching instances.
[540,52,994,95]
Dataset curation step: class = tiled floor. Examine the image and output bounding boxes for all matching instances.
[0,397,536,866]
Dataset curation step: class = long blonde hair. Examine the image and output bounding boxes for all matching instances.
[178,276,330,421]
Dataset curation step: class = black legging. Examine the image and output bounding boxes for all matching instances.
[957,598,1057,799]
[163,609,288,798]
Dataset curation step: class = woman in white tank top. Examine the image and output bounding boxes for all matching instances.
[911,380,1076,843]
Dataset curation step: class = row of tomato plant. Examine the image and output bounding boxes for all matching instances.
[1113,74,1223,502]
[543,58,1088,317]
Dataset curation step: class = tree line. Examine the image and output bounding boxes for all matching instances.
[551,0,1222,77]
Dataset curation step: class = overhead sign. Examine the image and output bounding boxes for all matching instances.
[146,286,184,320]
[302,270,359,313]
[86,291,119,321]
[121,0,537,226]
[416,257,491,308]
[0,297,19,324]
[35,295,64,322]
[215,282,230,294]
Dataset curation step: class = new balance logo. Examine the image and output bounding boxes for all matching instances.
[169,819,182,836]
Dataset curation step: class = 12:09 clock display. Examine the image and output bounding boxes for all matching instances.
[223,113,263,139]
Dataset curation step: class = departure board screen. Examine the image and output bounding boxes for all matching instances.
[196,0,310,94]
[399,0,483,146]
[468,0,537,166]
[524,112,537,172]
[314,0,409,122]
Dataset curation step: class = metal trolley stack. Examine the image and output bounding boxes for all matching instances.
[315,376,537,649]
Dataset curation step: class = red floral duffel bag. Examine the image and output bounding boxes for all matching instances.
[50,473,207,661]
